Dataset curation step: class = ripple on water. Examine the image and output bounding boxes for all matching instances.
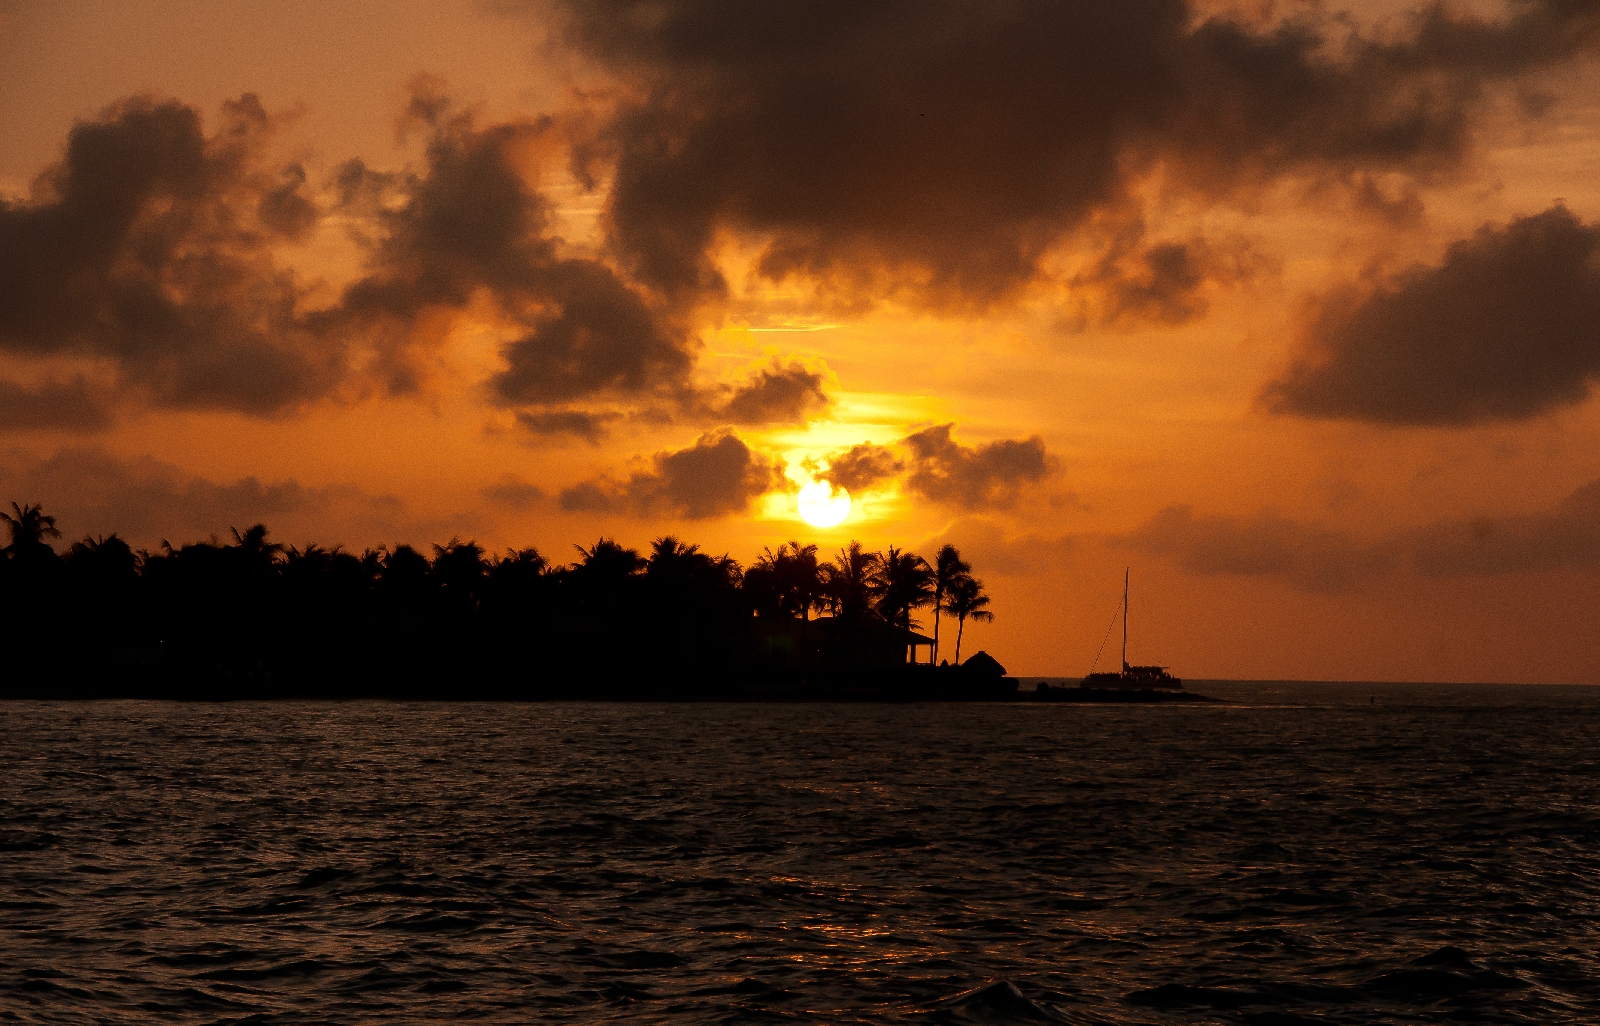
[0,686,1598,1023]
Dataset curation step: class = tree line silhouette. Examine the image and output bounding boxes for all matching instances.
[1,502,999,699]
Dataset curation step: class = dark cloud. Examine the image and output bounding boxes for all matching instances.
[0,86,714,431]
[815,428,1055,505]
[820,442,903,493]
[513,409,617,443]
[326,86,831,429]
[1404,478,1600,577]
[560,0,1600,310]
[902,424,1052,509]
[557,480,615,515]
[257,163,319,240]
[1348,174,1426,227]
[481,476,547,510]
[1265,206,1600,425]
[0,448,472,550]
[714,361,830,426]
[558,431,782,519]
[321,89,695,405]
[1072,223,1267,328]
[0,95,341,418]
[1124,479,1600,591]
[488,260,691,405]
[0,378,115,432]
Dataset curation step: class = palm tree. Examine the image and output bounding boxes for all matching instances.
[931,544,971,664]
[229,523,283,576]
[649,535,701,568]
[484,546,549,624]
[495,546,548,580]
[779,540,821,621]
[871,546,934,662]
[647,536,744,662]
[574,537,646,578]
[946,575,994,664]
[649,537,740,595]
[649,537,707,625]
[67,533,138,578]
[821,541,879,623]
[380,544,431,591]
[433,538,488,611]
[2,502,60,557]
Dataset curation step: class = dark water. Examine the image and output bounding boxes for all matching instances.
[3,683,1599,1024]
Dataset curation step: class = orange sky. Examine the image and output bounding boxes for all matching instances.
[3,0,1600,682]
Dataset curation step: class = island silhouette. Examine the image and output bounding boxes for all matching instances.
[1,502,1034,701]
[3,502,1221,702]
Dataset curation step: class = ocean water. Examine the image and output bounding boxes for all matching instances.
[2,682,1598,1024]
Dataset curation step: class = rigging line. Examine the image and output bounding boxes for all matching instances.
[1088,594,1123,674]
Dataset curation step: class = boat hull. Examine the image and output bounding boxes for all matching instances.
[1079,669,1184,690]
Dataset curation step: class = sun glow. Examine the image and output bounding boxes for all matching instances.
[796,480,851,527]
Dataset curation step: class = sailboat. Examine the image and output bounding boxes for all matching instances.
[1081,568,1183,690]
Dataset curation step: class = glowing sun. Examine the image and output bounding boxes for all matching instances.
[797,480,851,528]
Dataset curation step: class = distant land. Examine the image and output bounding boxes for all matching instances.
[3,503,1044,701]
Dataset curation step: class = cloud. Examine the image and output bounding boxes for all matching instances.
[556,480,615,515]
[0,447,472,549]
[0,378,115,431]
[0,85,730,433]
[922,515,1074,577]
[320,85,696,406]
[820,441,903,493]
[714,361,831,426]
[1264,205,1600,425]
[902,424,1052,508]
[558,0,1600,310]
[485,259,693,406]
[558,431,783,519]
[1122,479,1600,591]
[1121,504,1387,593]
[814,427,1055,506]
[1404,478,1600,577]
[0,94,342,418]
[1072,225,1268,328]
[513,408,617,442]
[481,476,546,510]
[331,85,817,432]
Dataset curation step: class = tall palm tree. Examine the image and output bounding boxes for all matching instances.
[779,540,821,662]
[648,537,743,662]
[2,502,60,557]
[871,546,934,662]
[822,541,879,623]
[946,575,994,664]
[780,540,821,621]
[648,536,709,619]
[746,540,822,619]
[931,544,971,664]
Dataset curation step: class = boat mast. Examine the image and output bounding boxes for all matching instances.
[1121,567,1129,672]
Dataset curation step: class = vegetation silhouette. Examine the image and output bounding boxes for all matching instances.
[945,574,995,665]
[931,543,971,664]
[0,503,1012,701]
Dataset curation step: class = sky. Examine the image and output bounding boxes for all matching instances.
[3,0,1600,682]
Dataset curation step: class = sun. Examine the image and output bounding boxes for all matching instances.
[797,480,851,528]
